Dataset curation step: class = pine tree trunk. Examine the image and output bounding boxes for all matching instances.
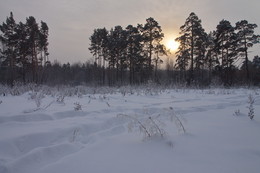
[149,29,153,79]
[189,22,194,85]
[9,52,15,87]
[245,48,249,82]
[22,55,26,84]
[244,36,249,82]
[129,58,133,85]
[102,57,106,85]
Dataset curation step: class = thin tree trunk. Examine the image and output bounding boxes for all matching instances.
[244,34,249,81]
[245,48,249,81]
[190,22,194,84]
[9,52,15,86]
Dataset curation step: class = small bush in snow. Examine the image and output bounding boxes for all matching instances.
[56,95,65,104]
[233,109,241,116]
[74,102,82,111]
[98,95,111,107]
[118,107,186,141]
[117,114,166,139]
[29,92,45,108]
[247,94,255,120]
[168,107,186,133]
[70,128,80,142]
[253,89,259,95]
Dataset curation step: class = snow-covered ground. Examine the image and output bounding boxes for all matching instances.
[0,87,260,173]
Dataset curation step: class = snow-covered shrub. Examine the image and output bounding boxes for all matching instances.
[0,85,8,96]
[233,109,242,116]
[217,89,235,95]
[11,82,39,96]
[247,94,255,120]
[70,128,80,142]
[142,83,165,96]
[117,114,166,139]
[118,86,135,96]
[254,90,259,95]
[167,107,186,133]
[99,95,108,102]
[56,95,65,104]
[118,107,186,141]
[29,92,45,108]
[87,94,96,104]
[74,102,82,111]
[98,95,111,107]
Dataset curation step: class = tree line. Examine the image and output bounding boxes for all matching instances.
[175,12,260,86]
[89,13,260,86]
[89,17,167,85]
[0,12,49,86]
[1,12,260,87]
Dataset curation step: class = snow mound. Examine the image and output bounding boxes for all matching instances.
[0,88,259,173]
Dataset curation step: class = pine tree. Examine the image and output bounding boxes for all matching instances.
[154,43,167,83]
[26,16,40,83]
[39,21,49,66]
[0,12,17,86]
[125,25,143,84]
[252,55,260,69]
[15,22,29,83]
[176,12,207,85]
[215,20,238,86]
[204,31,219,84]
[235,20,259,81]
[89,28,108,85]
[175,34,189,72]
[108,26,127,84]
[252,55,260,84]
[140,17,165,79]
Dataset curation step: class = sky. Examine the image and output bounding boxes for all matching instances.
[0,0,260,64]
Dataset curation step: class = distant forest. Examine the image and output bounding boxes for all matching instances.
[0,12,260,87]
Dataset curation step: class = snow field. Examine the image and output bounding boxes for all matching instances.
[0,88,260,173]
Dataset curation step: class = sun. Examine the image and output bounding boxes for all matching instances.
[166,40,180,52]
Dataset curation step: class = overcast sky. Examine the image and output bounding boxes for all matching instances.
[1,0,260,64]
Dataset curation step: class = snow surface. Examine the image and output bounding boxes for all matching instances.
[0,88,260,173]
